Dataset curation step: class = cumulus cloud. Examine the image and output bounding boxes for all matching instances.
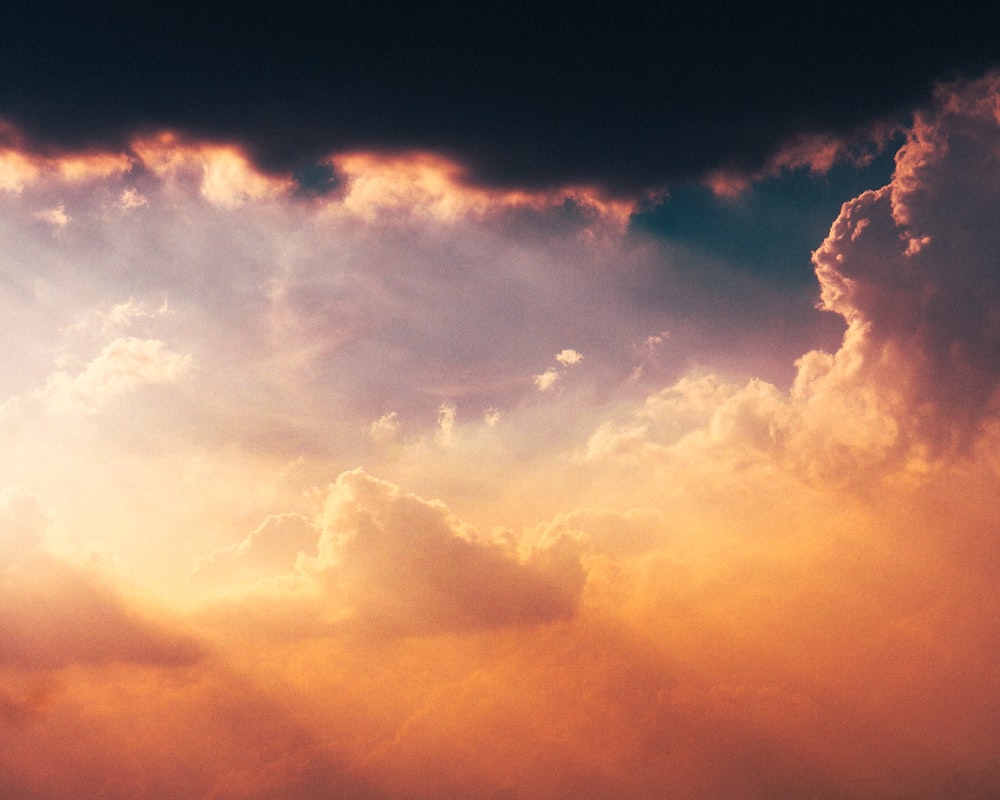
[368,411,400,445]
[0,558,203,669]
[63,297,171,335]
[555,348,583,366]
[0,487,47,563]
[194,470,586,638]
[808,74,1000,455]
[304,470,585,635]
[39,337,192,413]
[587,74,1000,483]
[533,367,560,392]
[6,71,1000,800]
[534,349,585,392]
[191,513,317,585]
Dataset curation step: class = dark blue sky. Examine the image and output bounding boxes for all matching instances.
[632,147,900,284]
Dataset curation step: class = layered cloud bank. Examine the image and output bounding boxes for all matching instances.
[2,75,1000,799]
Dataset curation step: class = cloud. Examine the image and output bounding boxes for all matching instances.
[555,348,583,366]
[0,148,38,192]
[435,403,456,445]
[0,487,202,670]
[533,350,584,393]
[809,73,1000,455]
[368,411,400,445]
[131,134,293,208]
[5,68,1000,800]
[2,5,999,195]
[33,205,69,228]
[304,470,585,635]
[38,337,192,414]
[588,74,1000,483]
[533,367,560,392]
[191,513,317,585]
[116,187,147,209]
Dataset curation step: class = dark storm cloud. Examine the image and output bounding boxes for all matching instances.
[2,1,999,194]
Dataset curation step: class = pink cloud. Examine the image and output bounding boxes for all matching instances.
[811,73,1000,455]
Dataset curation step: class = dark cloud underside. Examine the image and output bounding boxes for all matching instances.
[2,1,999,192]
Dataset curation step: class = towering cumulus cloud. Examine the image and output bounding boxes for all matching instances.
[3,71,1000,800]
[811,74,1000,456]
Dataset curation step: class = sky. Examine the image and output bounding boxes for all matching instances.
[3,4,1000,799]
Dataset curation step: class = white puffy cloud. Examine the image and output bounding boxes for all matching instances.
[39,337,192,414]
[534,367,560,392]
[555,348,583,366]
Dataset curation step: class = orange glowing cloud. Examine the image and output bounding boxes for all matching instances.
[195,469,585,638]
[130,132,294,207]
[2,75,1000,800]
[329,150,637,225]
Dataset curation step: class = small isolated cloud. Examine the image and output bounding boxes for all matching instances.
[369,411,400,445]
[435,402,456,445]
[40,337,192,414]
[555,348,583,366]
[98,298,168,332]
[117,187,148,210]
[34,205,69,228]
[535,350,584,392]
[534,368,560,392]
[642,331,669,355]
[63,297,171,336]
[0,487,202,670]
[484,407,501,427]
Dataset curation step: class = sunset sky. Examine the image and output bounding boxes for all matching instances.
[3,4,1000,799]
